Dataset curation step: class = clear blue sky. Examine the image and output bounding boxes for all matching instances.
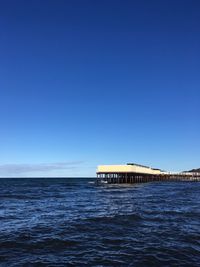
[0,0,199,177]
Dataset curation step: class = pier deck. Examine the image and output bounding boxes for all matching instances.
[96,164,200,184]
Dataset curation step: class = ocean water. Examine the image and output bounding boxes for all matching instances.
[0,178,200,267]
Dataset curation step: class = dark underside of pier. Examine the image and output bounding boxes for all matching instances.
[96,173,200,184]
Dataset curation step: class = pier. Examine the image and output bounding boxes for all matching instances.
[96,163,200,184]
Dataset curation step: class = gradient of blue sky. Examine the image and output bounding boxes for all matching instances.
[0,0,199,177]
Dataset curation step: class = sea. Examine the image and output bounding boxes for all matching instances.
[0,178,199,267]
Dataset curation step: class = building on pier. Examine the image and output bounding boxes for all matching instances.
[97,163,168,176]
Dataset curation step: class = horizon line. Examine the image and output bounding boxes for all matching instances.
[0,176,96,179]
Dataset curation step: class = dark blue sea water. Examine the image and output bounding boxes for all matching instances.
[0,178,200,267]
